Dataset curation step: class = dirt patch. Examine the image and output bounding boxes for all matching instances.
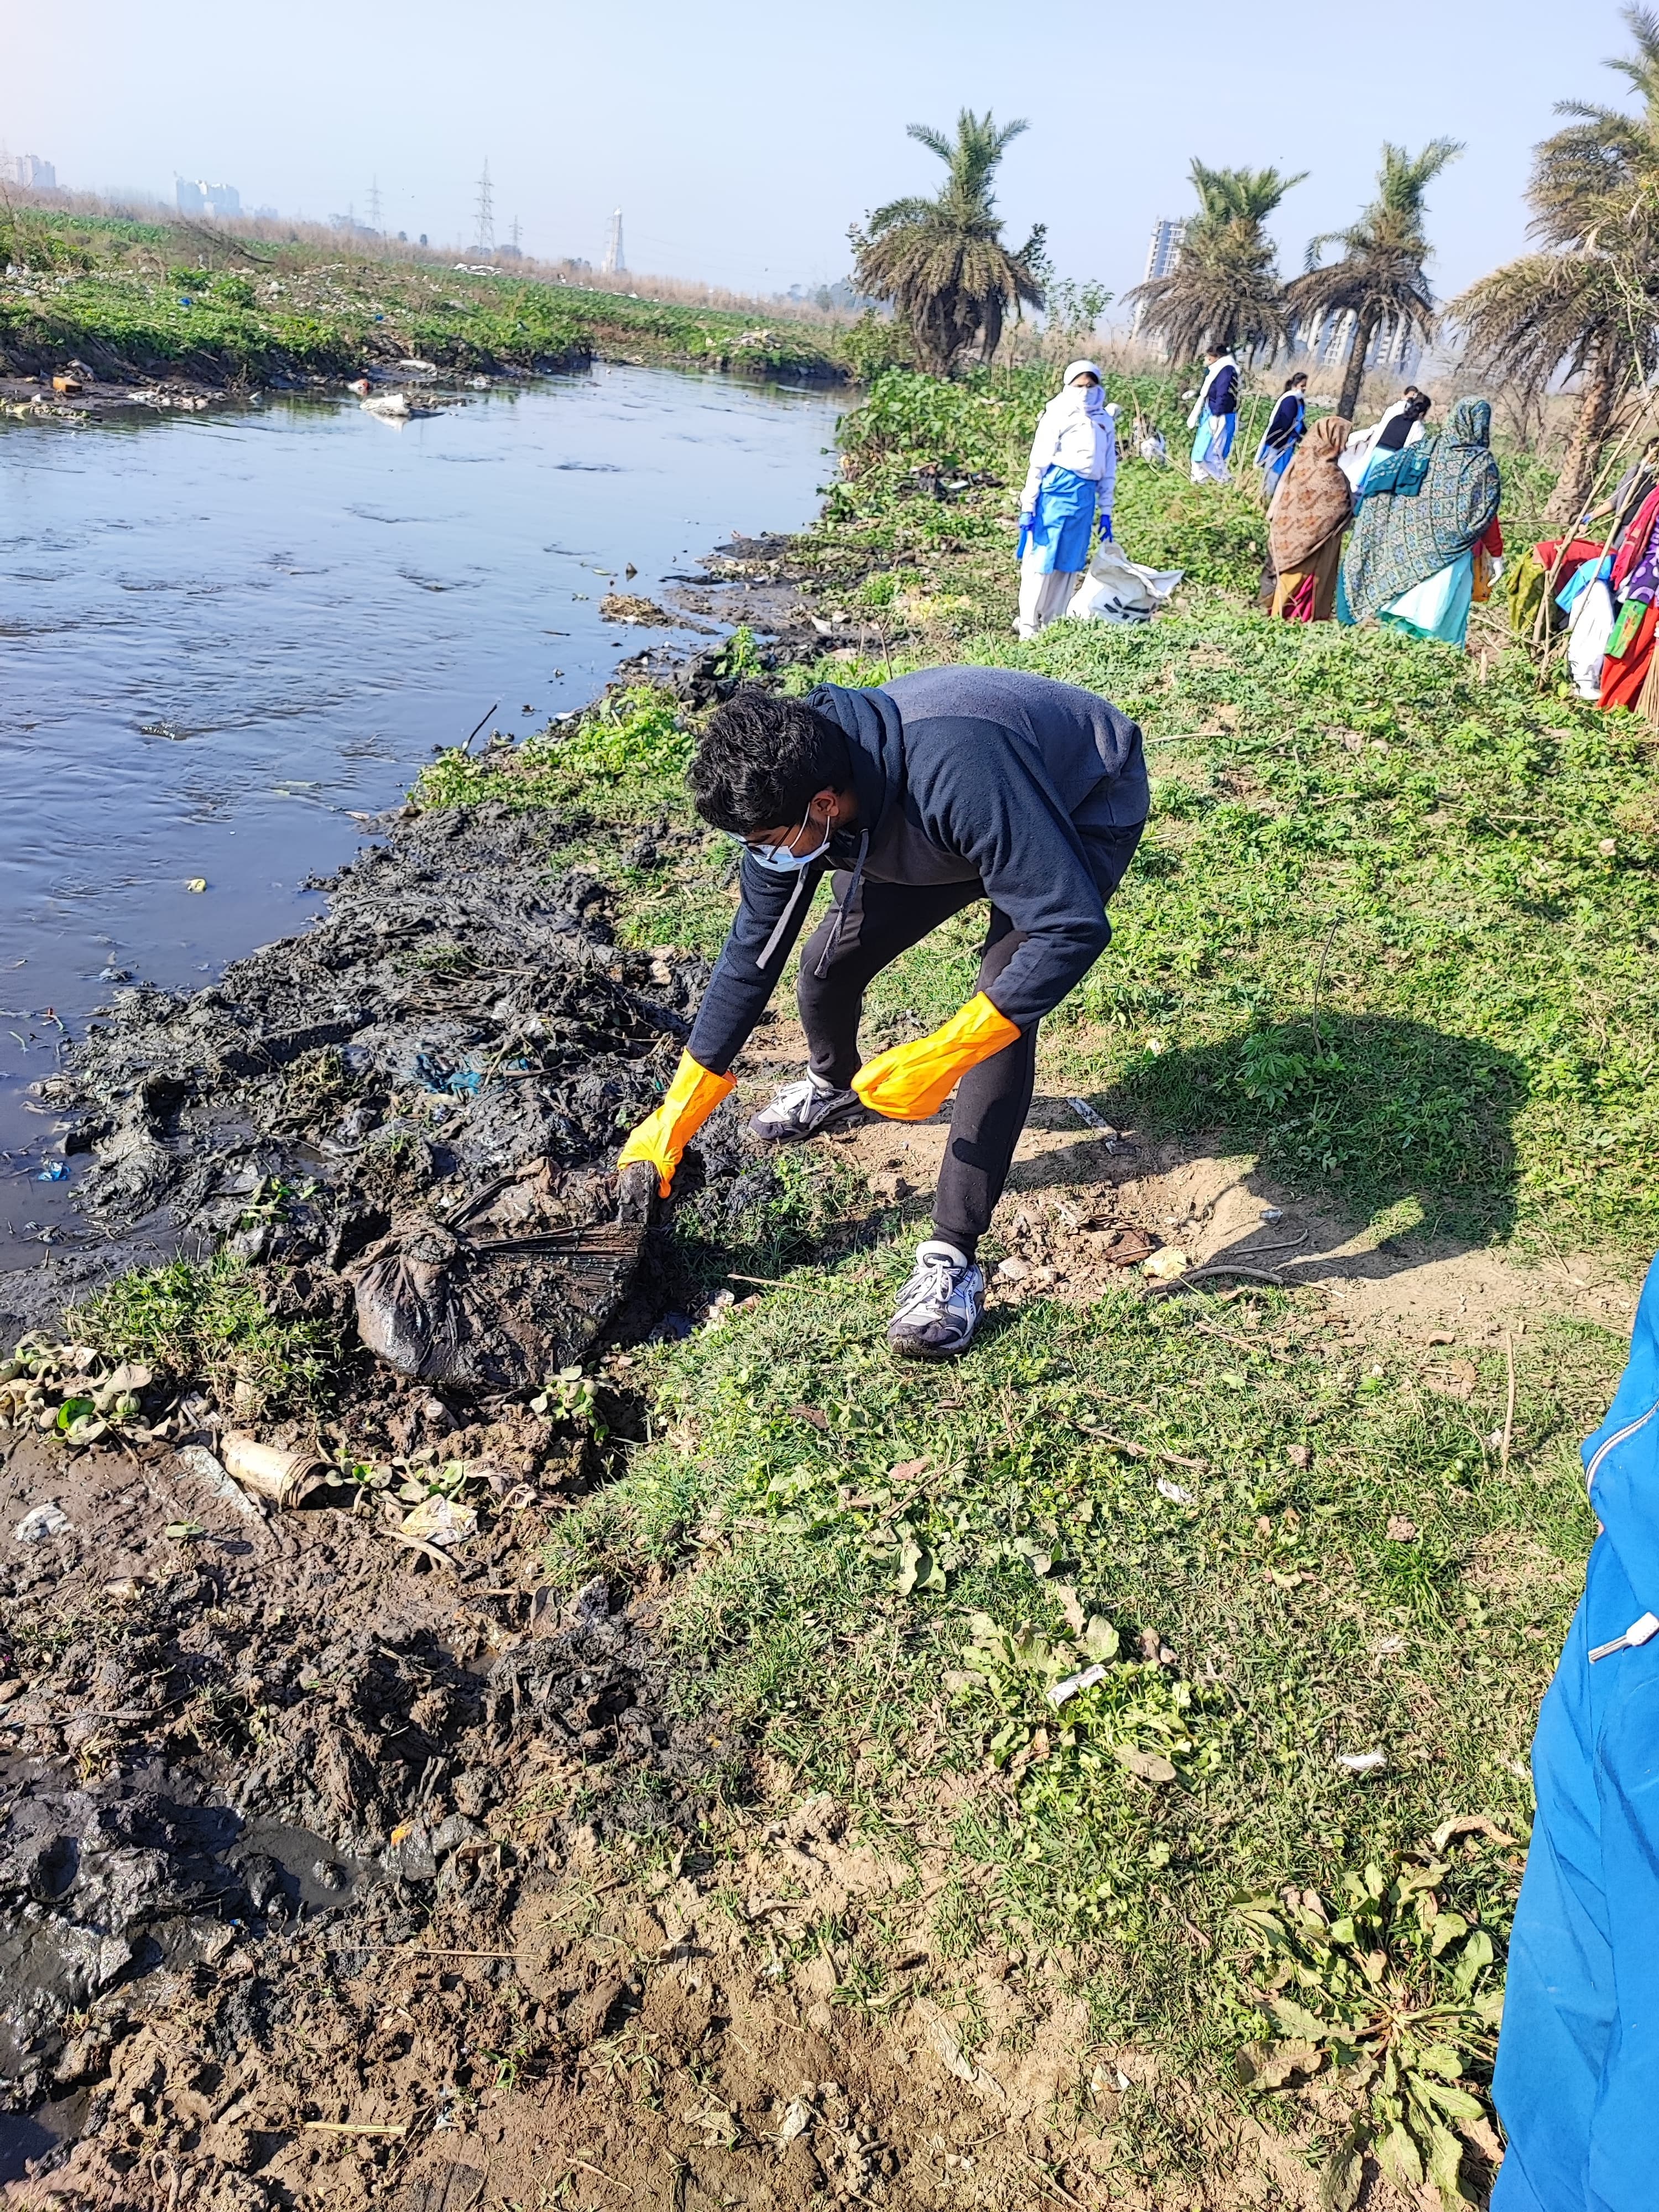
[0,1761,1196,2211]
[0,1407,751,2201]
[733,1036,1640,1344]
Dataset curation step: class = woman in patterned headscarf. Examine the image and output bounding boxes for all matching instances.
[1339,397,1501,646]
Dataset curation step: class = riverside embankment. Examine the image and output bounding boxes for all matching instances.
[0,363,1648,2211]
[0,212,849,395]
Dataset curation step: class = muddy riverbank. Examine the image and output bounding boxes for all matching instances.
[0,384,899,2200]
[0,793,790,2202]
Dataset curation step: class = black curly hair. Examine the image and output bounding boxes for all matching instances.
[687,686,852,834]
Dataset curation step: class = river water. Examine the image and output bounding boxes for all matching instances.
[0,364,844,1262]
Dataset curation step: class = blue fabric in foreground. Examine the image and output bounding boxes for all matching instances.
[1491,1248,1659,2211]
[1018,466,1098,573]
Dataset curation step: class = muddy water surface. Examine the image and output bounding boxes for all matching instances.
[0,365,843,1259]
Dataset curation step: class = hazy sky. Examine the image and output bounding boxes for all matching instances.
[4,0,1642,307]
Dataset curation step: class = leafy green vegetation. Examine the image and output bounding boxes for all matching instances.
[416,685,695,820]
[69,1251,338,1418]
[1,242,844,385]
[1236,1852,1502,2209]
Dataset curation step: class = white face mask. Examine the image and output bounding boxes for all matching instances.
[746,808,831,874]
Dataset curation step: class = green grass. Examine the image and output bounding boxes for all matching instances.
[67,1251,338,1420]
[543,1257,1611,2191]
[1,246,845,386]
[908,602,1659,1258]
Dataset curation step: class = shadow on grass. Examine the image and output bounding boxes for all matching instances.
[1111,1013,1525,1246]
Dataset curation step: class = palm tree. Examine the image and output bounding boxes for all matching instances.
[851,111,1046,373]
[1127,161,1305,360]
[1286,140,1462,421]
[1452,6,1659,528]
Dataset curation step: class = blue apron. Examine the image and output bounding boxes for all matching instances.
[1017,466,1099,573]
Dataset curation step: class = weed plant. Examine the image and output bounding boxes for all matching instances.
[69,1252,337,1418]
[417,685,694,821]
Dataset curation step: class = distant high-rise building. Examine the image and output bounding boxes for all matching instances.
[1142,218,1185,285]
[176,178,241,218]
[1291,306,1422,387]
[1134,218,1186,338]
[0,153,56,189]
[602,208,624,276]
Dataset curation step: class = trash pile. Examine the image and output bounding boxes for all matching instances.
[9,800,760,1381]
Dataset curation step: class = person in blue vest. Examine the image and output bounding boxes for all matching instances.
[1188,346,1239,482]
[1255,372,1307,499]
[1490,1249,1659,2208]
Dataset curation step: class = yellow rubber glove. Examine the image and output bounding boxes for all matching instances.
[617,1052,737,1197]
[852,993,1022,1122]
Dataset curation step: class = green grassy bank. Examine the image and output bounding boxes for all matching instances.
[0,207,846,385]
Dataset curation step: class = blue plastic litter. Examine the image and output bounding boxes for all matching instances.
[411,1051,489,1097]
[35,1161,66,1182]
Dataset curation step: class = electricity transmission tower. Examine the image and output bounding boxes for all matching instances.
[474,160,495,257]
[367,175,382,233]
[602,208,624,276]
[509,214,522,254]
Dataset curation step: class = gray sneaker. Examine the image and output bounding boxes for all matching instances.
[748,1072,867,1144]
[888,1240,986,1360]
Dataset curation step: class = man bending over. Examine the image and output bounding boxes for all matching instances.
[617,666,1147,1358]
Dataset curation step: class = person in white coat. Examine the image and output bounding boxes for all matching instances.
[1015,362,1118,640]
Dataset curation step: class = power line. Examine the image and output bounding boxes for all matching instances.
[367,175,382,233]
[602,208,625,276]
